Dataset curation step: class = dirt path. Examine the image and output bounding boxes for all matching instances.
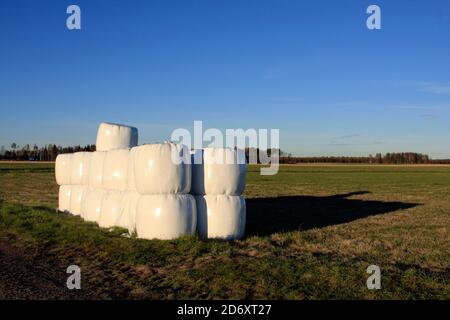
[0,241,86,300]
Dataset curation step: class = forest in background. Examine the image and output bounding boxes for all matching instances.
[1,143,449,164]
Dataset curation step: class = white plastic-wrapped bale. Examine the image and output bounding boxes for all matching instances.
[117,191,140,233]
[88,151,107,188]
[115,201,129,230]
[196,195,246,240]
[134,142,191,194]
[58,185,72,213]
[191,148,246,195]
[102,149,130,191]
[96,122,138,152]
[127,147,138,192]
[82,188,106,223]
[55,153,72,185]
[70,152,92,186]
[136,194,196,240]
[98,191,123,228]
[69,185,88,216]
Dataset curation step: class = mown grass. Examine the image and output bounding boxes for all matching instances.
[0,162,449,299]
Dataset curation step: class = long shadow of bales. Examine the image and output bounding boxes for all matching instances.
[246,191,420,236]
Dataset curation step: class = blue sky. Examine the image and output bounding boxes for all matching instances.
[1,0,450,157]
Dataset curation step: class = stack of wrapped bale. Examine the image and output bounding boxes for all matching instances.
[56,123,196,239]
[133,142,196,240]
[83,150,107,223]
[87,122,139,230]
[56,122,247,241]
[55,151,91,216]
[55,122,138,228]
[191,148,247,240]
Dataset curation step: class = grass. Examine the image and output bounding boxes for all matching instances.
[0,162,449,299]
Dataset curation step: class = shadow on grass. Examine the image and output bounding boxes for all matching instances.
[246,191,420,236]
[31,205,55,211]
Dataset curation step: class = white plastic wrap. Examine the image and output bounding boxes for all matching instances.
[88,151,106,188]
[58,185,71,213]
[98,191,123,228]
[55,154,72,186]
[136,194,196,240]
[70,152,92,186]
[134,142,191,194]
[102,149,130,191]
[69,185,88,216]
[191,148,247,195]
[117,191,140,232]
[127,147,138,191]
[96,122,138,151]
[82,188,106,223]
[195,195,246,240]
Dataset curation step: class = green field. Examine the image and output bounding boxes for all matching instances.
[0,162,449,299]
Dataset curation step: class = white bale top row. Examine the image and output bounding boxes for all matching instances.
[96,122,138,152]
[192,148,247,195]
[56,144,246,195]
[55,122,139,189]
[55,143,191,194]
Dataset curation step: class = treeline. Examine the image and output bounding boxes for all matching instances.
[280,153,450,164]
[244,148,450,164]
[1,144,449,164]
[0,143,95,161]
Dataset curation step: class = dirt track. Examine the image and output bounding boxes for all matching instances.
[0,241,86,300]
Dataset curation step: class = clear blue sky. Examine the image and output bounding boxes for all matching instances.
[1,0,450,157]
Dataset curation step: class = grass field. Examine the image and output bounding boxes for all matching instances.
[0,162,449,299]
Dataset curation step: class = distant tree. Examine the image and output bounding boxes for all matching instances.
[375,153,382,164]
[51,144,58,161]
